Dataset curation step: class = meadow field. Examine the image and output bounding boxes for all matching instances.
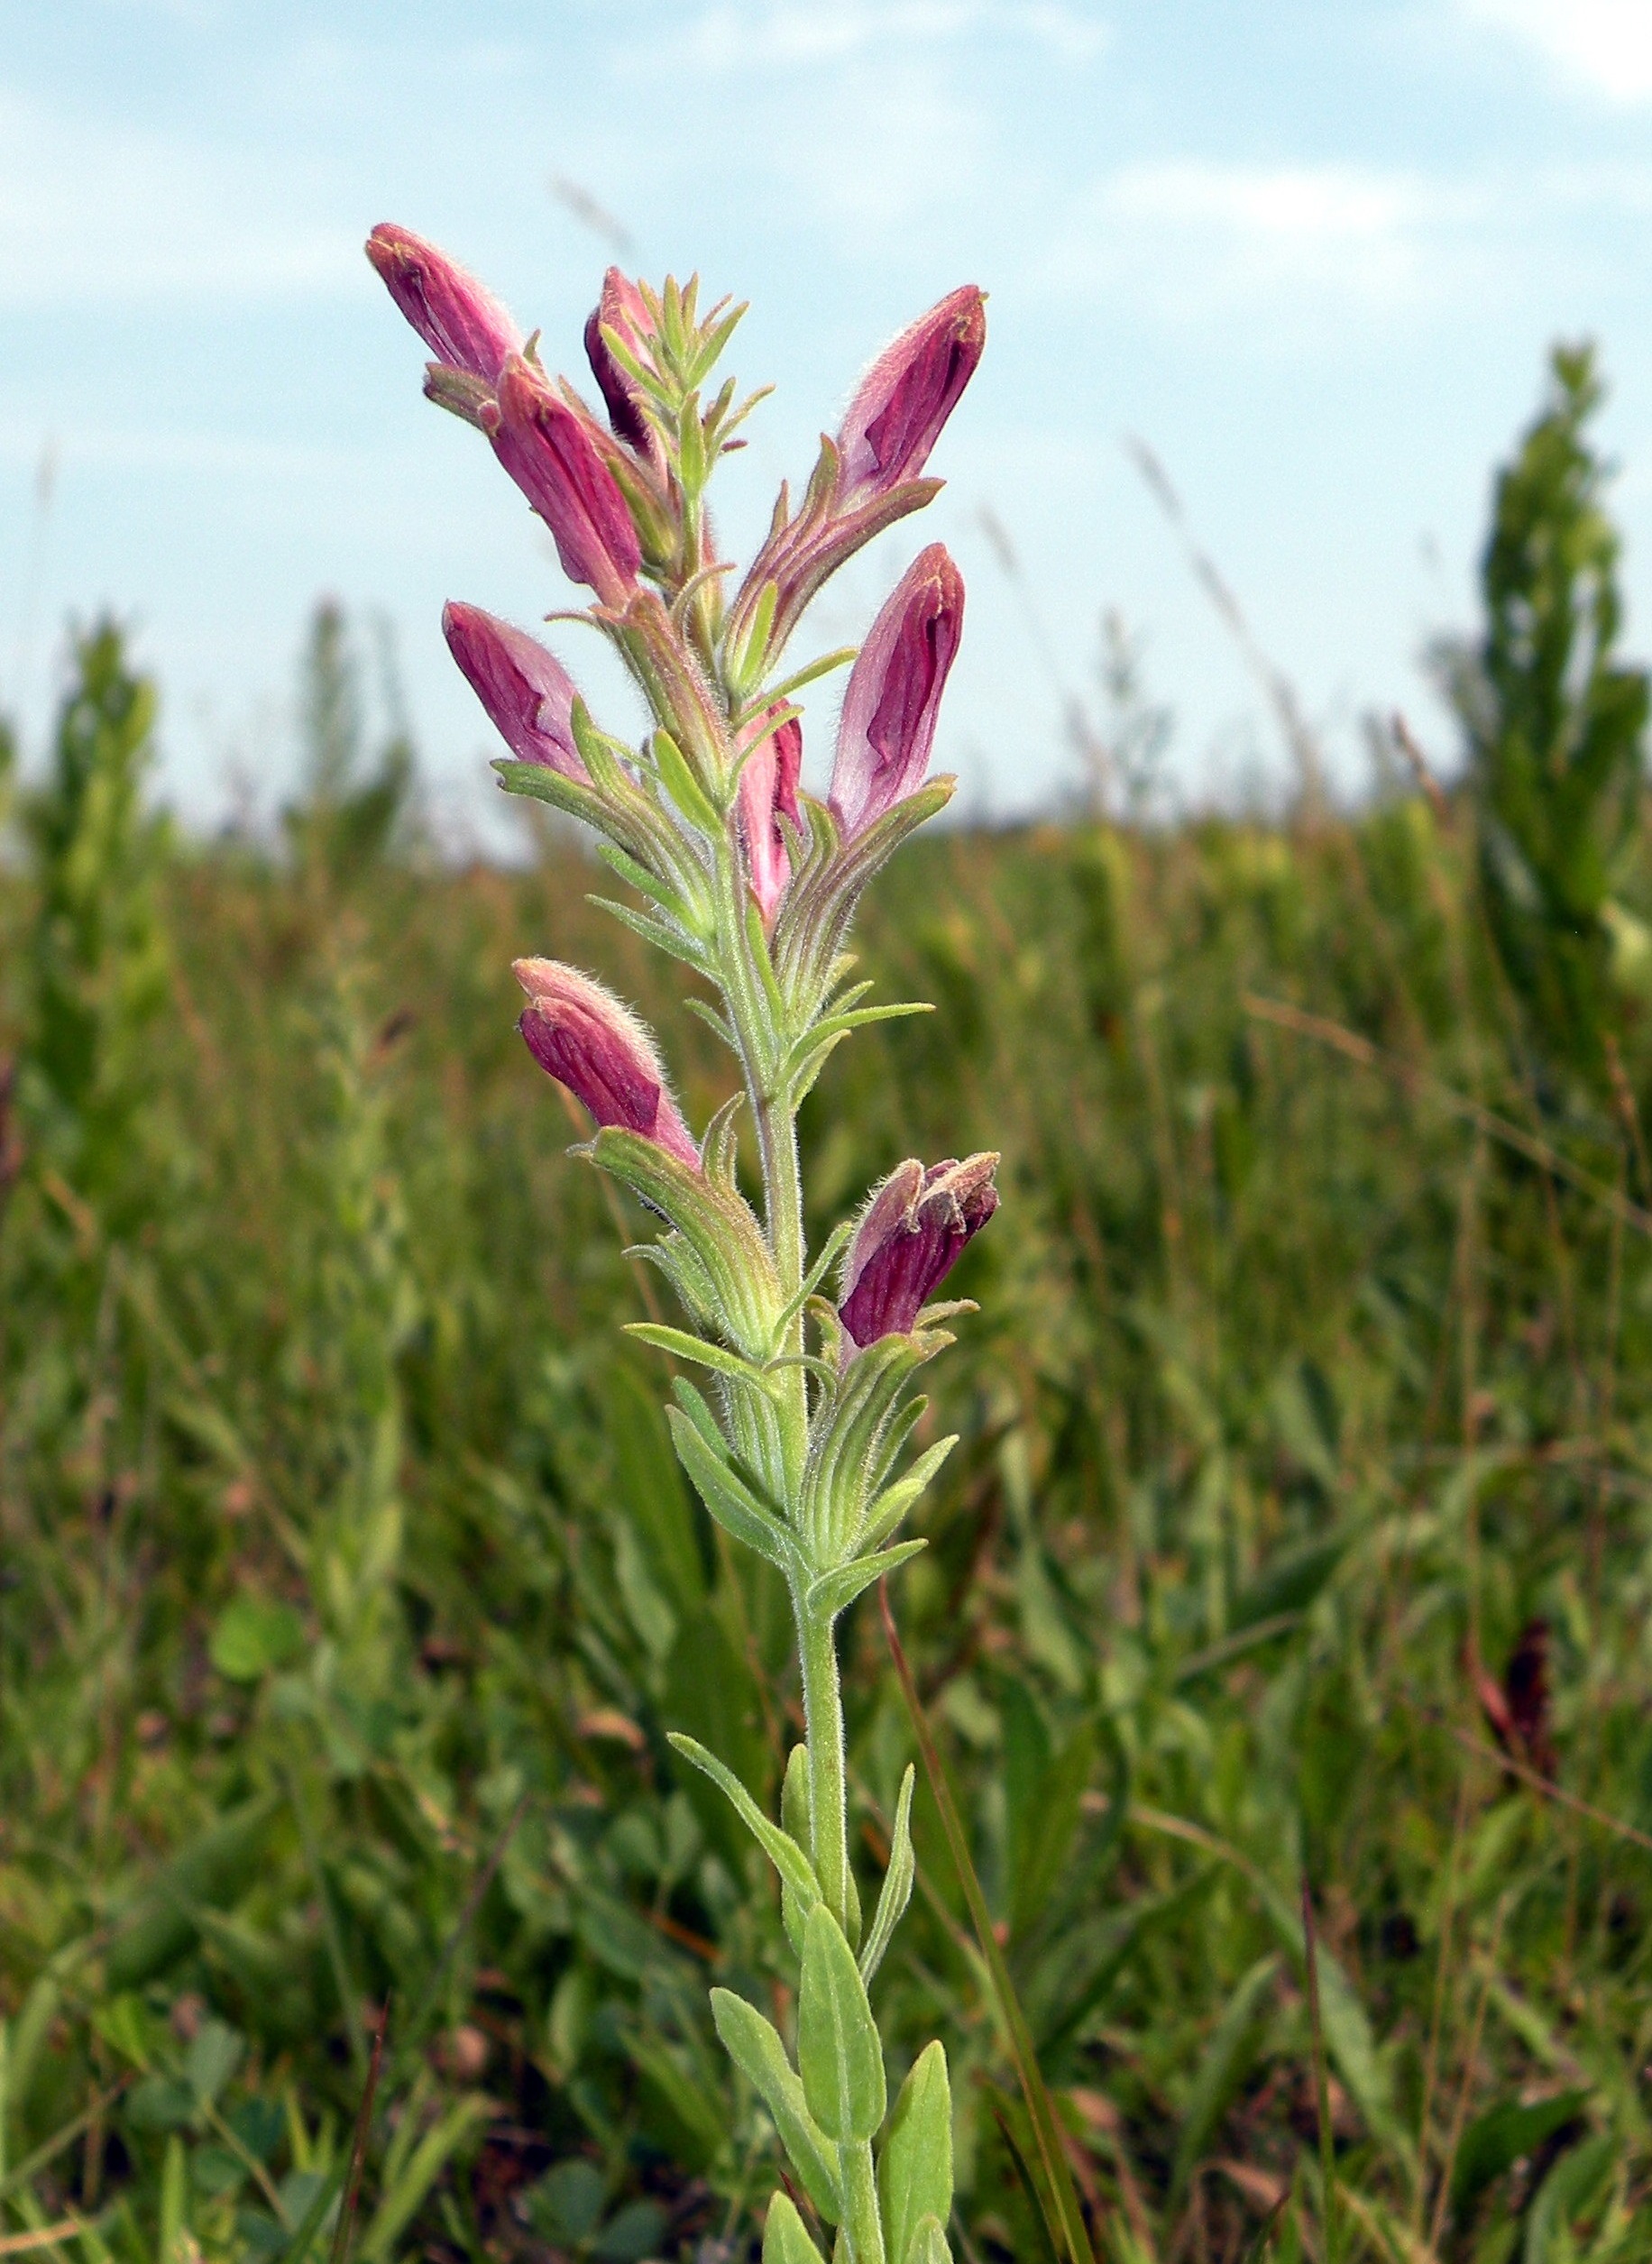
[4,352,1652,2264]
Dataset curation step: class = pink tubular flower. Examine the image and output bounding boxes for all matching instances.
[443,604,585,780]
[737,710,803,924]
[830,544,964,838]
[512,960,700,1169]
[485,359,642,604]
[365,224,523,383]
[584,268,656,455]
[840,1153,999,1350]
[837,286,986,508]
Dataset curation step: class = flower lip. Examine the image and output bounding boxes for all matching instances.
[738,708,804,924]
[365,224,524,384]
[830,543,965,839]
[488,359,643,603]
[442,604,585,780]
[512,958,700,1169]
[837,285,986,507]
[584,267,656,455]
[839,1151,999,1349]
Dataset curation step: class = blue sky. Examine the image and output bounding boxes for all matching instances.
[4,0,1652,839]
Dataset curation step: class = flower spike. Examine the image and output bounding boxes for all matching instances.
[837,285,985,508]
[839,1153,999,1350]
[831,544,964,839]
[365,224,523,383]
[513,959,700,1169]
[443,604,586,780]
[486,360,642,604]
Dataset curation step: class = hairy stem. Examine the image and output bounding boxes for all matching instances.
[797,1599,850,1933]
[841,2140,886,2264]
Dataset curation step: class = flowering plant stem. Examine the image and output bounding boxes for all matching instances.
[371,227,996,2264]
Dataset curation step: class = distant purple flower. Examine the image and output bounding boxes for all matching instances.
[830,545,964,838]
[738,709,804,924]
[584,267,656,456]
[365,224,523,384]
[513,959,700,1169]
[839,1152,999,1349]
[486,360,642,605]
[837,285,986,509]
[443,604,585,779]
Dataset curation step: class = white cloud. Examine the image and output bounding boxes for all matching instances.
[666,0,1108,70]
[0,88,359,307]
[1069,160,1485,320]
[1462,0,1652,103]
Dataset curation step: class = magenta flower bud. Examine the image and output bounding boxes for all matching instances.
[442,603,585,780]
[840,1153,999,1350]
[738,709,803,924]
[830,544,964,838]
[584,267,656,454]
[512,959,700,1169]
[837,286,986,508]
[365,224,523,383]
[486,359,642,605]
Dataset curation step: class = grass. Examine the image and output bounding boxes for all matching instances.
[6,684,1652,2264]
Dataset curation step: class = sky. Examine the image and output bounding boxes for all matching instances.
[3,0,1652,843]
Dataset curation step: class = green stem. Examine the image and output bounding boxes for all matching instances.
[714,836,810,1473]
[797,1597,850,1932]
[841,2139,886,2264]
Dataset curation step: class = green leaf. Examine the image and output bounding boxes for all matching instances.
[666,1733,821,1914]
[905,2218,954,2264]
[1524,2127,1615,2263]
[860,1765,916,1985]
[1451,2088,1588,2221]
[858,1438,959,1555]
[798,1903,886,2145]
[804,1542,926,1625]
[1011,1722,1096,1939]
[624,1323,780,1397]
[667,1408,798,1574]
[593,2199,669,2262]
[1227,1534,1346,1636]
[762,2191,827,2264]
[665,1614,771,1876]
[603,1363,709,1618]
[652,728,723,838]
[209,1595,305,1682]
[185,2019,243,2108]
[709,1989,842,2223]
[1169,1956,1280,2210]
[878,2041,952,2264]
[357,2095,490,2264]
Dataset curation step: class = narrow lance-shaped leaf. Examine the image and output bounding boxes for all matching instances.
[710,1990,842,2224]
[798,1904,886,2145]
[878,2042,952,2264]
[763,2192,828,2264]
[859,1765,916,1984]
[668,1734,821,1920]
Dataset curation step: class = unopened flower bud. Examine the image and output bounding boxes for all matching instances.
[738,710,803,924]
[584,268,656,454]
[837,286,985,508]
[840,1153,999,1349]
[487,360,642,604]
[365,224,523,383]
[830,545,964,838]
[443,604,585,780]
[512,960,699,1169]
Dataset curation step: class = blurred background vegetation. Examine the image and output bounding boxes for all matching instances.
[5,344,1652,2264]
